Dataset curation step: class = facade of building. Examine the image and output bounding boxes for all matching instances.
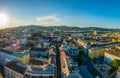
[60,50,69,77]
[0,49,16,65]
[25,64,55,78]
[4,62,26,78]
[88,48,106,59]
[104,51,120,64]
[115,68,120,78]
[4,61,56,78]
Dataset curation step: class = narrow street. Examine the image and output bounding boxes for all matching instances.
[84,55,104,78]
[56,45,61,78]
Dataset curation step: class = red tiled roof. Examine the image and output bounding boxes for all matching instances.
[60,50,66,58]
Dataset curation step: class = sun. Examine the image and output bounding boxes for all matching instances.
[0,13,9,25]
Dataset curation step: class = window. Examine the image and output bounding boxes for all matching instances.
[20,76,22,78]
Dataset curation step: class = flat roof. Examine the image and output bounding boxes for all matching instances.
[25,64,55,75]
[12,52,29,57]
[0,48,13,55]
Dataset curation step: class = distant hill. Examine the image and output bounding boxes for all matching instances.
[6,25,120,32]
[13,25,80,31]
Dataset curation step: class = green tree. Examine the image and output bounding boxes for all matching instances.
[99,56,104,64]
[79,49,83,56]
[74,56,83,65]
[110,59,120,69]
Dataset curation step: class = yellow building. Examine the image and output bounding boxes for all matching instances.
[88,48,106,59]
[105,50,120,61]
[118,37,120,42]
[111,37,120,42]
[77,39,87,46]
[115,45,120,50]
[0,74,3,78]
[111,37,117,42]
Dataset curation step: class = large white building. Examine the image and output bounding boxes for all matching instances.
[0,49,16,65]
[4,62,26,78]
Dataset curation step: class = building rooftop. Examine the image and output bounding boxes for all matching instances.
[65,74,82,78]
[12,51,29,58]
[5,62,26,75]
[31,48,48,51]
[25,64,55,75]
[60,50,66,58]
[0,48,13,55]
[105,49,120,57]
[0,43,10,48]
[30,59,47,65]
[5,46,29,52]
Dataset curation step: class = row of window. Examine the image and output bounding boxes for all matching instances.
[5,68,22,78]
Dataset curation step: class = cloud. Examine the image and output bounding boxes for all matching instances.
[7,18,24,27]
[1,15,60,29]
[36,15,60,26]
[8,18,34,27]
[10,18,23,24]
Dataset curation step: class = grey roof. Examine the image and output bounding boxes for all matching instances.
[5,62,26,75]
[0,49,12,55]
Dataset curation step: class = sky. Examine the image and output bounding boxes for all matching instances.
[0,0,120,28]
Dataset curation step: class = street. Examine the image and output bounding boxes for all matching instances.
[56,45,61,78]
[84,55,104,78]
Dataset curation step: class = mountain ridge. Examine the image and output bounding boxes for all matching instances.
[3,25,120,32]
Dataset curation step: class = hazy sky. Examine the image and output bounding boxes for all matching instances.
[0,0,120,28]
